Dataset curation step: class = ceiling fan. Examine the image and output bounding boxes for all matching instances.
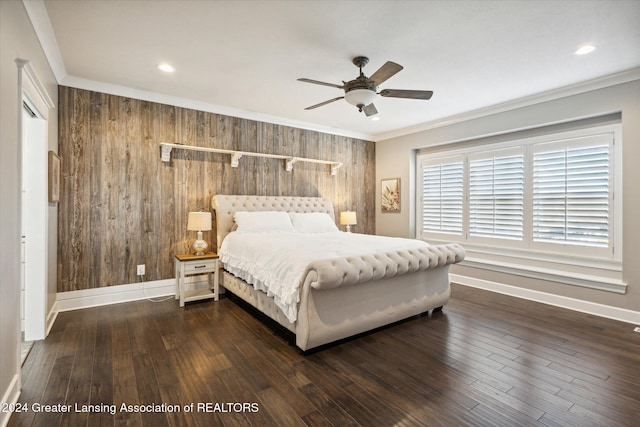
[298,56,433,117]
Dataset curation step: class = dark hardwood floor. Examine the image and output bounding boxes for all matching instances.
[8,283,640,426]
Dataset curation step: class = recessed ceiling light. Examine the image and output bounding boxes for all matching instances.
[158,63,175,73]
[574,44,597,55]
[371,116,380,121]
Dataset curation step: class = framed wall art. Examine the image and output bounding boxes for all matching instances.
[381,178,400,213]
[48,151,60,203]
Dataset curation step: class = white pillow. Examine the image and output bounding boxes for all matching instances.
[289,212,339,233]
[233,211,294,233]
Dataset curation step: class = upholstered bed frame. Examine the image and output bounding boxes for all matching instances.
[212,195,465,351]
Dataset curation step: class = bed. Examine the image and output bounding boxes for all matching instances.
[212,195,465,351]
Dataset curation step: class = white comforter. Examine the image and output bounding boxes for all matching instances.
[219,231,429,323]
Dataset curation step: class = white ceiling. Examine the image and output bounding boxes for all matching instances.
[37,0,640,141]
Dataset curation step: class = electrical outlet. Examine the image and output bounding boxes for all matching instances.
[137,264,145,275]
[634,326,640,333]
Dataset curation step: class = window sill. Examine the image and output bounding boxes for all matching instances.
[459,256,627,294]
[423,238,626,294]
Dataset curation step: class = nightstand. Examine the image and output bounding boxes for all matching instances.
[174,252,219,307]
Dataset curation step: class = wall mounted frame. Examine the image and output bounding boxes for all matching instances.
[381,177,401,213]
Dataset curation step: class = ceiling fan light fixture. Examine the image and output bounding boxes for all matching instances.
[344,89,377,108]
[299,56,433,115]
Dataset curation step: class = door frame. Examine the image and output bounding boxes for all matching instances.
[16,59,55,342]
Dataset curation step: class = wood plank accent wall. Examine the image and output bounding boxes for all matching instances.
[57,86,375,292]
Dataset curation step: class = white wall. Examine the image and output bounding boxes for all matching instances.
[0,0,58,421]
[376,79,640,314]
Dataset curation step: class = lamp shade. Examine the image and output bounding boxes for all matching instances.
[187,211,212,231]
[340,211,357,226]
[344,89,376,107]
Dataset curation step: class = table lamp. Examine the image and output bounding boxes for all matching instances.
[340,211,357,232]
[187,211,212,255]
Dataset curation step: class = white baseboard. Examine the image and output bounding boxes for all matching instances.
[0,373,21,427]
[53,273,639,326]
[56,279,177,312]
[451,274,640,326]
[46,305,57,337]
[55,276,213,312]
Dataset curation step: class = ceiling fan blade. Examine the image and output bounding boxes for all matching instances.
[369,61,403,85]
[297,78,344,89]
[304,96,344,110]
[379,89,433,100]
[363,103,378,117]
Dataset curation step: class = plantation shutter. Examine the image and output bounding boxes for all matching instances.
[421,159,463,235]
[469,150,524,240]
[532,135,611,248]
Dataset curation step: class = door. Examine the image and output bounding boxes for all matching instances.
[21,100,48,342]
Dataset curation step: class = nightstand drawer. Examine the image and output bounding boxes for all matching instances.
[184,260,216,274]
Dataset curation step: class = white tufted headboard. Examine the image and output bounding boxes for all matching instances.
[211,195,335,251]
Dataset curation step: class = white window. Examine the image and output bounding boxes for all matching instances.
[417,125,619,261]
[469,148,524,241]
[419,156,463,236]
[532,137,610,250]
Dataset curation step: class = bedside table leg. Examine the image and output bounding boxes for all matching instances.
[214,259,219,301]
[174,258,180,301]
[179,262,185,307]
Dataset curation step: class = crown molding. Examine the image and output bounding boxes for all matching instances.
[60,75,374,141]
[22,0,66,83]
[374,67,640,141]
[22,0,373,141]
[59,69,640,144]
[25,0,639,143]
